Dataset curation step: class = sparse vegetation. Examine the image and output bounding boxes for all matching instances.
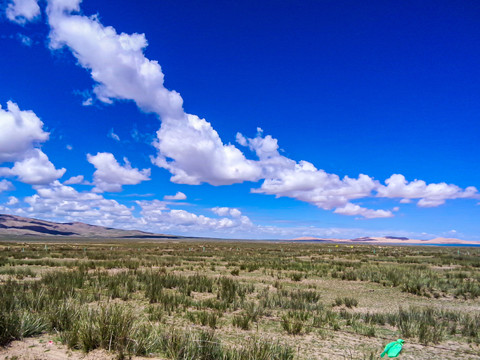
[0,240,479,359]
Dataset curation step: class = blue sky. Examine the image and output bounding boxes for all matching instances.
[0,0,479,240]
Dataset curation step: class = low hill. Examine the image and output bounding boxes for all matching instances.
[0,214,174,238]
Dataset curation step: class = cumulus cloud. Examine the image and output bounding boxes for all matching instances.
[137,200,253,235]
[164,191,186,201]
[377,174,479,208]
[3,181,236,233]
[136,199,168,213]
[22,181,136,227]
[64,174,85,185]
[41,0,479,218]
[0,179,13,192]
[43,0,385,214]
[3,181,255,237]
[236,131,387,217]
[211,207,242,218]
[152,115,262,185]
[47,0,182,115]
[0,101,65,184]
[334,203,393,218]
[87,152,150,192]
[0,180,449,240]
[239,130,479,216]
[46,0,262,186]
[6,196,19,205]
[0,148,66,184]
[253,161,378,211]
[0,101,49,163]
[6,0,40,25]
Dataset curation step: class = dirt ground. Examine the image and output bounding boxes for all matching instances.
[1,333,479,360]
[0,335,162,360]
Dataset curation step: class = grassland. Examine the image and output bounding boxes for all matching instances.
[0,239,479,359]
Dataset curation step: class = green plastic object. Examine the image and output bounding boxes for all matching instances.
[380,339,404,358]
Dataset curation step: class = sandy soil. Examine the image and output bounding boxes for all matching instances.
[1,329,479,360]
[0,335,163,360]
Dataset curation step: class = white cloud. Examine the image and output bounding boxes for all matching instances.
[73,89,93,106]
[87,152,150,192]
[334,203,393,219]
[377,174,479,208]
[211,207,229,216]
[6,196,19,205]
[0,101,65,185]
[2,181,254,237]
[239,128,282,162]
[47,0,182,115]
[17,33,33,46]
[164,191,186,201]
[0,101,49,163]
[152,114,262,185]
[82,97,93,106]
[254,161,378,211]
[41,0,480,219]
[0,148,66,185]
[239,131,479,217]
[0,179,459,240]
[136,199,168,214]
[239,131,382,216]
[46,1,262,186]
[137,200,253,235]
[22,181,136,227]
[1,181,389,239]
[6,0,40,25]
[42,0,392,215]
[0,179,13,192]
[64,174,84,185]
[108,128,120,141]
[211,207,242,218]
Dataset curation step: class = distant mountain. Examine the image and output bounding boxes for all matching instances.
[0,214,175,238]
[1,214,478,245]
[291,235,478,245]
